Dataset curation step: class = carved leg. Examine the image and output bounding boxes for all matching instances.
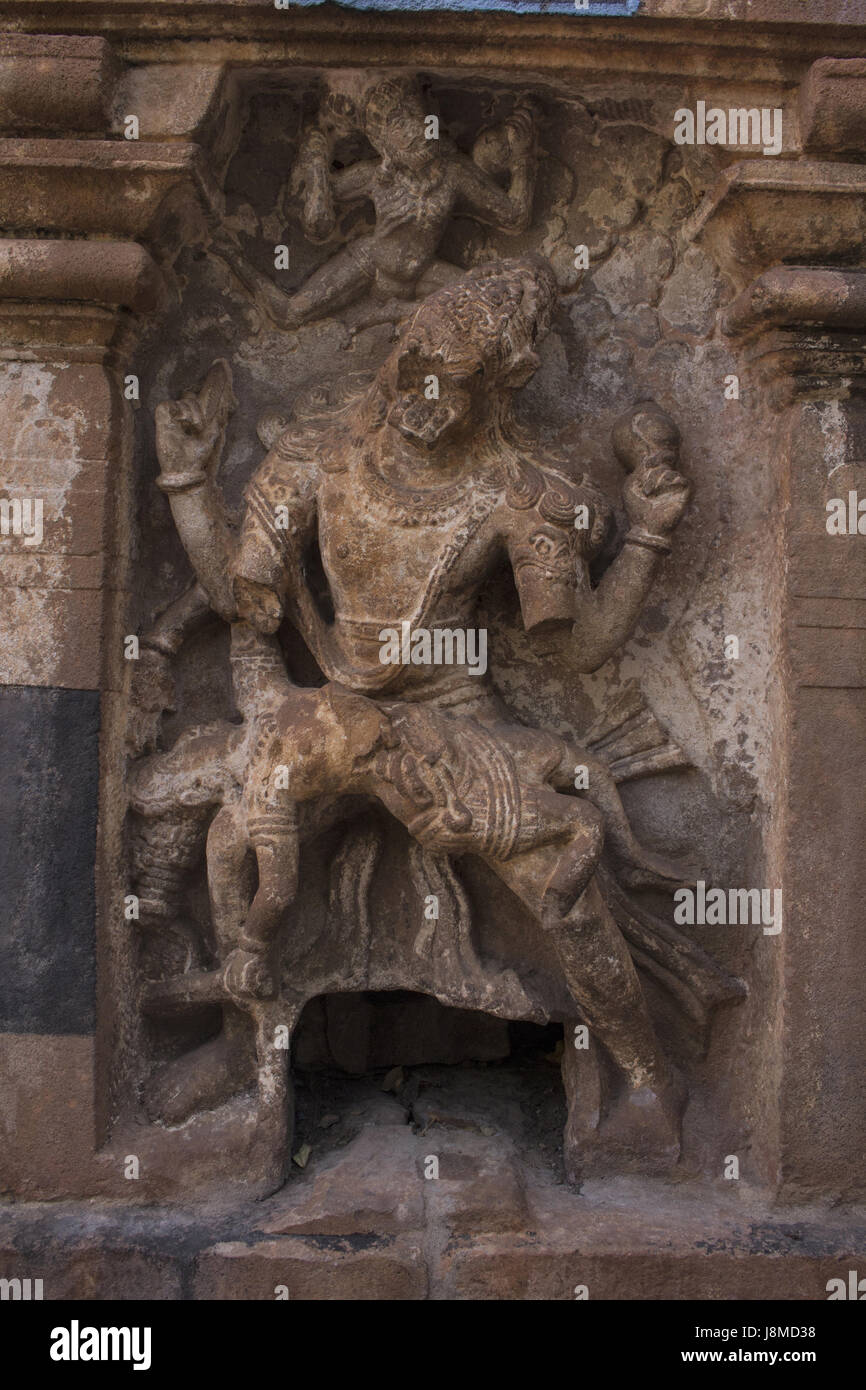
[143,1002,256,1126]
[211,231,372,332]
[338,260,463,340]
[490,833,685,1177]
[206,803,257,956]
[266,249,373,330]
[250,999,300,1191]
[144,805,258,1124]
[414,257,464,296]
[550,744,692,889]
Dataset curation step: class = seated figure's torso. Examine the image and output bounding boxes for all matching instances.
[366,167,456,278]
[318,455,502,691]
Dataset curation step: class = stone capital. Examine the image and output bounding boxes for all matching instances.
[800,56,866,155]
[722,266,866,408]
[684,160,866,292]
[0,35,239,355]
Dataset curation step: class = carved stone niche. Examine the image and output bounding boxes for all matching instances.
[116,67,760,1204]
[2,0,866,1306]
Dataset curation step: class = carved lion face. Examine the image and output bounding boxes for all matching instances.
[382,256,558,457]
[388,342,484,452]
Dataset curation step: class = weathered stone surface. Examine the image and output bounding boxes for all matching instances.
[195,1236,428,1301]
[260,1127,425,1236]
[0,241,166,313]
[0,1035,98,1199]
[0,35,117,135]
[685,161,866,290]
[425,1132,530,1235]
[0,1241,184,1301]
[0,689,99,1032]
[800,58,866,155]
[0,0,865,1304]
[2,1146,863,1300]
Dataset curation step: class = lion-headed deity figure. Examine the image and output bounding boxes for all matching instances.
[130,254,744,1171]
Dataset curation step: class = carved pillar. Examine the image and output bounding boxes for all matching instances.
[0,34,233,1197]
[687,62,866,1200]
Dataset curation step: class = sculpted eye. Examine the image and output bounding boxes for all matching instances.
[451,367,484,388]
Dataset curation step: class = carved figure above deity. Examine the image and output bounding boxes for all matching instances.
[210,75,539,336]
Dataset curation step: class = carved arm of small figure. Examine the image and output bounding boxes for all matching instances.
[288,125,339,243]
[572,403,691,673]
[286,122,377,240]
[457,98,539,234]
[154,360,239,623]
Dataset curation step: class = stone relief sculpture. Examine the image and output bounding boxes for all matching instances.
[129,251,745,1184]
[210,75,538,335]
[5,0,866,1311]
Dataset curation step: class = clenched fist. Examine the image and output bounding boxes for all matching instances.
[623,464,690,537]
[155,396,223,479]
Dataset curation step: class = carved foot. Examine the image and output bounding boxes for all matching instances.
[144,1029,255,1126]
[339,296,420,346]
[561,1030,686,1182]
[256,281,303,333]
[615,848,698,891]
[593,1068,685,1163]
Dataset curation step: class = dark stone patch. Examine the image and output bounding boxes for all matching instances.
[0,686,99,1033]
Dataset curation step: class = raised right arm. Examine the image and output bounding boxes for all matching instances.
[155,362,239,621]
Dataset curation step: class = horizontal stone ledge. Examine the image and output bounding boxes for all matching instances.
[684,160,866,287]
[791,597,866,632]
[0,34,119,135]
[0,302,140,360]
[788,624,866,690]
[724,267,866,340]
[739,339,866,408]
[0,239,166,313]
[0,10,859,93]
[0,139,221,240]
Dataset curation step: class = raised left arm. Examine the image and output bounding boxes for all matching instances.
[453,102,537,233]
[572,464,691,671]
[154,361,239,622]
[508,457,690,672]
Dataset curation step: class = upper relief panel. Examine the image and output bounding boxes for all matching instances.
[133,68,771,889]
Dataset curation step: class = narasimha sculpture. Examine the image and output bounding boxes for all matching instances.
[129,254,744,1181]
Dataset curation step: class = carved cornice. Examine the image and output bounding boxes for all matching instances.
[0,19,864,358]
[0,34,119,132]
[723,266,866,408]
[0,238,165,311]
[684,161,866,291]
[0,39,236,353]
[0,139,221,239]
[0,4,863,79]
[724,266,866,340]
[800,56,866,154]
[684,50,866,409]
